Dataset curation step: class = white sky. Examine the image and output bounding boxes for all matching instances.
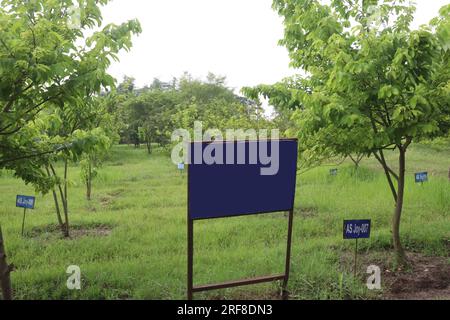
[102,0,449,93]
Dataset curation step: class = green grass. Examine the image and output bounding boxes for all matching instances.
[0,143,449,300]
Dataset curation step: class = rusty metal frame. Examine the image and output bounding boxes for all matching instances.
[187,139,297,300]
[187,210,294,300]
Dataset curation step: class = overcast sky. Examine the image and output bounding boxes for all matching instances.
[102,0,449,93]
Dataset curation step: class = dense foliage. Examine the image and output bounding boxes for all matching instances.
[0,0,141,236]
[245,0,450,264]
[114,73,270,153]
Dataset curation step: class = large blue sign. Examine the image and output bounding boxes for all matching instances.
[16,195,35,209]
[415,172,428,183]
[188,139,298,220]
[343,220,371,239]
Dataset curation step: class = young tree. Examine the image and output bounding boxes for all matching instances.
[79,96,117,201]
[127,90,179,154]
[32,101,111,237]
[249,0,450,264]
[103,77,138,145]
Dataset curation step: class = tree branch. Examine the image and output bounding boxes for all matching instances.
[373,150,398,203]
[0,144,69,166]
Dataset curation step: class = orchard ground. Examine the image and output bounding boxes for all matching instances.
[0,143,449,300]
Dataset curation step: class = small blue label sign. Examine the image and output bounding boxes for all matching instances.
[178,163,185,170]
[415,172,428,183]
[343,220,371,239]
[16,195,35,209]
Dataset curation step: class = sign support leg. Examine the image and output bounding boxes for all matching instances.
[354,238,358,278]
[21,208,27,237]
[282,209,294,300]
[187,218,194,300]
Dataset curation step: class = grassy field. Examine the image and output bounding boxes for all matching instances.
[0,143,449,300]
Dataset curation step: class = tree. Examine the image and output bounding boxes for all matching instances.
[0,0,141,191]
[178,72,238,105]
[104,77,138,145]
[31,99,111,237]
[127,90,179,154]
[172,96,269,141]
[173,73,268,133]
[249,0,450,265]
[79,96,117,201]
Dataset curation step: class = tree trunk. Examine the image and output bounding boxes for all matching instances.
[393,148,407,266]
[86,160,92,201]
[146,139,152,154]
[51,189,65,236]
[63,160,70,238]
[349,154,363,169]
[86,180,91,201]
[50,164,70,238]
[374,150,398,203]
[0,226,13,300]
[45,167,64,229]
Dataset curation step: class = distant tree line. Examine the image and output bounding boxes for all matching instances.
[108,72,270,153]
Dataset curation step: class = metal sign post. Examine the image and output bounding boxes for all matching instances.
[354,238,358,279]
[187,210,294,300]
[187,139,298,300]
[178,163,185,176]
[21,208,27,237]
[343,219,371,278]
[16,195,35,236]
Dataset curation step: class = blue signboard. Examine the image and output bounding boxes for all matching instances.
[343,220,371,239]
[16,195,35,209]
[415,172,428,183]
[188,140,298,220]
[178,163,185,170]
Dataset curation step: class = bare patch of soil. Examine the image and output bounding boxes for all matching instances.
[28,223,113,240]
[100,189,125,206]
[67,225,112,239]
[383,253,450,300]
[340,249,450,300]
[100,197,113,206]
